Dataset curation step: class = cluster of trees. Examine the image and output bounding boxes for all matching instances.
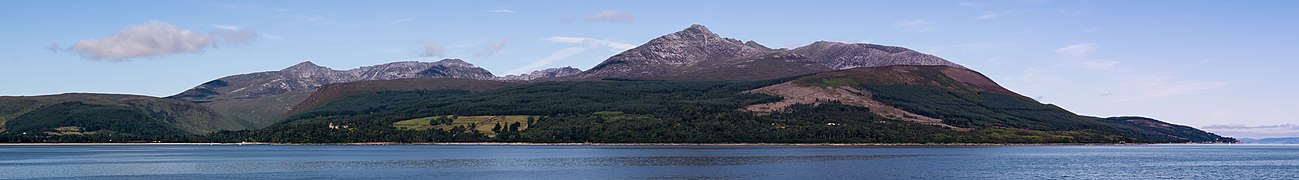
[491,122,522,133]
[429,116,454,126]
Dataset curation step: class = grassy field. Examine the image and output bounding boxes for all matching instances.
[393,115,535,137]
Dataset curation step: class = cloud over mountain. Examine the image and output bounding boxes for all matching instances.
[55,21,257,61]
[474,37,510,58]
[417,42,445,57]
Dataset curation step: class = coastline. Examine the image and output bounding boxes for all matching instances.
[0,142,1241,146]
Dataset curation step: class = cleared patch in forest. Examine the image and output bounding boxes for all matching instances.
[393,115,536,136]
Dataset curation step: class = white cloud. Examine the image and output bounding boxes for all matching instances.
[587,10,635,23]
[508,36,634,74]
[487,9,516,13]
[388,17,415,25]
[1041,42,1226,102]
[1054,43,1095,57]
[277,14,324,23]
[544,36,636,50]
[56,21,257,61]
[1054,43,1118,71]
[417,42,444,57]
[1078,59,1120,71]
[507,47,585,75]
[977,11,1001,20]
[259,32,285,40]
[474,37,510,58]
[893,19,933,33]
[211,24,241,30]
[1111,74,1228,102]
[45,43,61,53]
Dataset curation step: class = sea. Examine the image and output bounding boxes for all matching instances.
[0,144,1294,179]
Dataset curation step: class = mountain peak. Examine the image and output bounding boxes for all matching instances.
[654,24,722,42]
[282,61,331,72]
[744,40,772,50]
[685,24,712,33]
[434,58,475,67]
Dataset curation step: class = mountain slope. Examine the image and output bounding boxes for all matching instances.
[792,41,966,69]
[499,67,582,81]
[1091,116,1237,143]
[287,78,518,117]
[0,93,245,135]
[750,66,1092,130]
[746,65,1232,143]
[168,59,497,128]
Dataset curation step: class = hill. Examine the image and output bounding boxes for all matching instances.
[0,93,248,136]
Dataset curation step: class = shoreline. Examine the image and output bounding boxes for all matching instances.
[0,142,1244,146]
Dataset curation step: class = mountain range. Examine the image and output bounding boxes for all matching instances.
[0,24,1235,143]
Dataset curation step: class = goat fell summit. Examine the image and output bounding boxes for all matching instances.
[0,24,1234,144]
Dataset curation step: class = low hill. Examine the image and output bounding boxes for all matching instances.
[0,93,248,135]
[747,66,1232,143]
[1090,116,1237,143]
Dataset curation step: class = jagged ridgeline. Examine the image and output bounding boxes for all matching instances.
[166,59,579,129]
[2,24,1235,143]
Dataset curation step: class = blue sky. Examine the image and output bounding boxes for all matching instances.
[2,0,1296,138]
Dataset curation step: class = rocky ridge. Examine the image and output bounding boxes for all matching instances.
[576,24,968,80]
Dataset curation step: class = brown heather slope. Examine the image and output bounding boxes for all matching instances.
[745,65,1023,130]
[745,81,967,130]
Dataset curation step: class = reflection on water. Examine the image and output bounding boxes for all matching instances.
[0,144,1295,179]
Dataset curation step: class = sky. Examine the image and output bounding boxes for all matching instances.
[2,0,1297,138]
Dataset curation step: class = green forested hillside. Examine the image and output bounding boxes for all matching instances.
[1092,116,1237,143]
[6,102,187,136]
[0,93,249,135]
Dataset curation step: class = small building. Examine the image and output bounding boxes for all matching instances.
[328,122,350,130]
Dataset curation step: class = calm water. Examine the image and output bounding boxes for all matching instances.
[0,144,1295,179]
